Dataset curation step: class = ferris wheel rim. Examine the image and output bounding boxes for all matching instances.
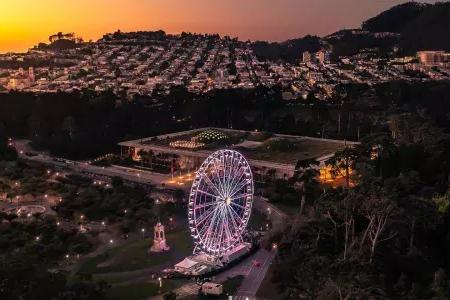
[188,149,253,257]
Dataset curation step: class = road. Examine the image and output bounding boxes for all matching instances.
[13,140,176,188]
[14,139,286,298]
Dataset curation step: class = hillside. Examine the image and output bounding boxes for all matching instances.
[362,2,430,33]
[363,1,450,54]
[251,2,449,62]
[251,35,321,62]
[400,2,450,54]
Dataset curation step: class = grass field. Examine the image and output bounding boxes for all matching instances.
[78,229,192,274]
[240,138,346,164]
[107,280,176,300]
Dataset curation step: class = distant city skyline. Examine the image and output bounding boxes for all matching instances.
[0,0,440,53]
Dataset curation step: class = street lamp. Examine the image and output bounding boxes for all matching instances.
[158,277,162,288]
[141,228,145,238]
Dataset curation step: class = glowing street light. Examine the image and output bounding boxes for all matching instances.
[109,239,114,244]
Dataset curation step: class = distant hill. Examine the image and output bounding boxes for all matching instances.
[362,2,430,33]
[324,30,398,59]
[251,2,449,62]
[251,35,321,62]
[36,39,79,52]
[362,1,450,54]
[400,2,450,54]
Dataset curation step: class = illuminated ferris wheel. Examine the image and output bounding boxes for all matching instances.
[188,149,253,257]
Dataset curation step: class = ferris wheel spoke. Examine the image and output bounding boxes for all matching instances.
[225,205,239,236]
[227,169,245,197]
[224,217,234,248]
[230,193,252,201]
[222,155,230,195]
[201,173,224,198]
[229,178,249,198]
[228,203,244,224]
[196,189,220,199]
[227,206,241,238]
[196,204,219,226]
[203,205,222,251]
[194,200,219,210]
[211,158,226,196]
[198,211,217,245]
[226,154,239,194]
[224,156,243,195]
[216,209,226,253]
[230,201,247,211]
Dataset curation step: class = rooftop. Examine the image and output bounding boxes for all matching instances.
[119,128,358,170]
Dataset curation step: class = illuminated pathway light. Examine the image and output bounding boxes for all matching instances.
[188,149,254,257]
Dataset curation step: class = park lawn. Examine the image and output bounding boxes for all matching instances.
[107,280,175,300]
[78,229,192,274]
[240,138,346,164]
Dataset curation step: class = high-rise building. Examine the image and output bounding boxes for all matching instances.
[28,67,35,82]
[316,50,325,64]
[302,51,311,63]
[417,51,450,65]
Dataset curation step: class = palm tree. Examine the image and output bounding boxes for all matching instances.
[290,158,319,215]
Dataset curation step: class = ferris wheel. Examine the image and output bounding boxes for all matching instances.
[188,149,253,257]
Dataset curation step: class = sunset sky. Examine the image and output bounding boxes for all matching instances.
[0,0,439,53]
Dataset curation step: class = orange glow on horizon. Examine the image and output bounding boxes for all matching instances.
[0,0,422,53]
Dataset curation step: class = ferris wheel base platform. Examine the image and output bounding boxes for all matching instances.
[174,242,256,277]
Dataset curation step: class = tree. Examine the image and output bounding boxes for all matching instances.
[290,158,319,215]
[111,176,124,188]
[163,291,177,300]
[61,116,77,140]
[360,132,397,180]
[361,194,397,263]
[326,147,360,188]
